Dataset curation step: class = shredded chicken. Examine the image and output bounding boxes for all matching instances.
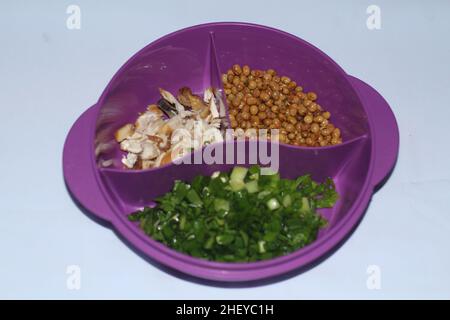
[115,87,225,169]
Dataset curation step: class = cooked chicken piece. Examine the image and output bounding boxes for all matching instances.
[153,151,173,167]
[120,139,142,153]
[128,132,144,140]
[203,127,224,145]
[147,104,164,115]
[199,106,210,119]
[115,124,135,142]
[171,128,191,145]
[141,159,154,169]
[147,134,170,151]
[203,87,214,103]
[141,119,164,137]
[140,141,159,160]
[159,88,186,115]
[117,87,225,170]
[160,152,173,166]
[135,110,163,132]
[170,143,191,162]
[209,98,219,119]
[178,87,208,111]
[122,153,138,169]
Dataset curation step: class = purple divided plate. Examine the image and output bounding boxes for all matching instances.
[63,22,399,282]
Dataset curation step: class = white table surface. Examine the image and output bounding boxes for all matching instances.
[1,0,449,299]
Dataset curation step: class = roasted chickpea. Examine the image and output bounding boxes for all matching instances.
[331,137,340,145]
[307,92,317,101]
[269,82,279,91]
[258,111,267,120]
[291,96,300,104]
[242,65,250,76]
[298,105,308,115]
[232,64,242,75]
[246,96,257,105]
[250,105,259,115]
[308,103,318,112]
[232,97,240,107]
[311,123,320,134]
[260,92,270,101]
[251,116,260,127]
[281,76,291,84]
[332,128,341,138]
[272,118,281,128]
[321,128,331,136]
[289,106,298,116]
[304,115,313,124]
[314,115,324,123]
[263,73,272,81]
[272,90,280,100]
[241,111,250,120]
[285,123,295,132]
[288,116,297,125]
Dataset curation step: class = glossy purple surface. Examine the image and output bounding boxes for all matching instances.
[63,22,399,282]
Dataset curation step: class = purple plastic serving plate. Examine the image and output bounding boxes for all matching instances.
[63,22,399,282]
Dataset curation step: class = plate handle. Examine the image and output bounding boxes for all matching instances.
[348,76,399,188]
[63,104,112,222]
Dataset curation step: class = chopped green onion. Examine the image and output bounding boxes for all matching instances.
[128,165,338,262]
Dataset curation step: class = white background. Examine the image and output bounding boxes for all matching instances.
[1,0,449,299]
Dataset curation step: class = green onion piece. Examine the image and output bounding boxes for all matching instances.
[266,198,280,210]
[214,198,230,212]
[282,194,292,207]
[204,235,215,249]
[257,190,271,199]
[230,166,248,184]
[229,180,245,191]
[211,171,220,179]
[245,180,259,193]
[216,234,234,245]
[300,197,310,212]
[179,215,186,230]
[258,240,266,253]
[186,189,202,206]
